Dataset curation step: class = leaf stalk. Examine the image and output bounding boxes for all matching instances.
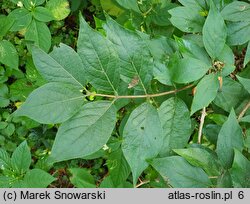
[86,84,194,99]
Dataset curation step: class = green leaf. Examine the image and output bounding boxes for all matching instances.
[153,62,172,86]
[217,170,232,187]
[0,121,8,130]
[10,0,19,3]
[221,1,250,22]
[11,141,31,174]
[25,57,46,85]
[19,169,55,188]
[0,15,14,37]
[32,44,86,88]
[191,73,219,115]
[69,168,96,188]
[23,0,46,8]
[0,149,12,170]
[99,176,133,188]
[50,101,116,162]
[22,0,34,9]
[150,3,173,27]
[9,8,32,31]
[178,0,207,9]
[245,129,250,149]
[77,15,120,94]
[216,109,244,169]
[99,176,116,188]
[158,97,191,156]
[0,176,12,188]
[107,148,131,187]
[9,79,36,101]
[25,20,51,52]
[15,82,84,124]
[239,66,250,78]
[100,0,124,16]
[140,34,175,60]
[103,15,153,93]
[202,1,227,59]
[99,176,115,188]
[240,115,250,123]
[33,0,46,6]
[218,45,235,76]
[170,57,210,84]
[46,0,70,20]
[151,156,212,187]
[114,0,140,13]
[207,113,227,125]
[82,149,106,160]
[0,40,18,69]
[122,103,163,185]
[244,42,250,67]
[230,149,250,187]
[214,77,246,112]
[237,75,250,94]
[32,7,54,22]
[2,123,15,137]
[174,147,221,176]
[227,21,250,45]
[175,37,211,66]
[169,6,205,33]
[0,84,10,108]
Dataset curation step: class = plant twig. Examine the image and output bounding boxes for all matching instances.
[135,180,150,188]
[198,107,206,144]
[143,6,153,17]
[208,176,218,179]
[86,84,194,99]
[238,101,250,121]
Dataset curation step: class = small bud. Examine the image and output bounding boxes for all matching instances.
[17,1,23,7]
[30,1,35,7]
[218,76,223,91]
[192,87,197,96]
[102,144,109,151]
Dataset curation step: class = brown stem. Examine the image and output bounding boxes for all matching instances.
[198,107,206,144]
[238,101,250,121]
[135,180,150,188]
[86,84,194,99]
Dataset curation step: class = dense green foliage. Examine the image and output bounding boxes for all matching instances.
[1,0,250,188]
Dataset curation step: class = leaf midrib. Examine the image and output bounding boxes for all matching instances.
[85,24,118,94]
